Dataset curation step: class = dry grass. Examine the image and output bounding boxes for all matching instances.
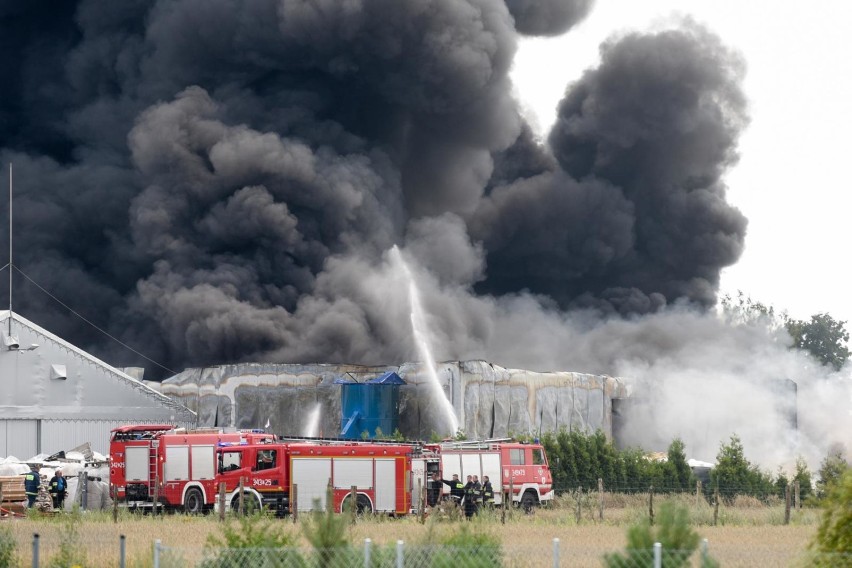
[0,496,821,567]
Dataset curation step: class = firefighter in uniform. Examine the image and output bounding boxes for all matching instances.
[463,475,476,518]
[23,464,40,508]
[427,473,442,507]
[441,473,465,506]
[472,475,482,514]
[481,475,494,507]
[49,469,68,510]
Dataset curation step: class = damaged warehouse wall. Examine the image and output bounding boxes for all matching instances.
[154,360,627,440]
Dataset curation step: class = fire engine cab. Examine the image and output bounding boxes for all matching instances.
[109,424,275,512]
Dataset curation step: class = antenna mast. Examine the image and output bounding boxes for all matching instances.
[8,163,11,335]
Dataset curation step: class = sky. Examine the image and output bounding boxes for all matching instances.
[511,0,852,325]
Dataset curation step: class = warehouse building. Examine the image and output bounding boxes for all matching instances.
[0,310,195,457]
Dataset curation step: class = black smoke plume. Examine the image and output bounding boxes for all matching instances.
[1,1,748,380]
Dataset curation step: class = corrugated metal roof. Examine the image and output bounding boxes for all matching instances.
[0,310,195,423]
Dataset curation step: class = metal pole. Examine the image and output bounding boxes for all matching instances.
[364,538,371,568]
[9,163,13,332]
[119,535,126,568]
[396,540,404,568]
[653,542,662,568]
[153,539,161,568]
[80,473,88,511]
[32,533,39,568]
[552,538,559,568]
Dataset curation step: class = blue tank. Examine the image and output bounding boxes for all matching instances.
[335,372,405,439]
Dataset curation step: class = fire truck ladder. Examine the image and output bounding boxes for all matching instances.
[148,440,160,493]
[439,438,513,450]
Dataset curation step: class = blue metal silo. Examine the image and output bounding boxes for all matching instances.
[335,371,405,439]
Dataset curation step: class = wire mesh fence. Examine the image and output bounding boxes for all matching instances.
[4,532,852,567]
[152,541,852,568]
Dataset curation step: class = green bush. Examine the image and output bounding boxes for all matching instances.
[603,502,717,568]
[432,526,502,568]
[202,510,303,568]
[46,506,86,568]
[0,524,16,568]
[302,495,352,567]
[810,468,852,563]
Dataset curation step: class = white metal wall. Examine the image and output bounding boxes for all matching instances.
[0,419,195,459]
[0,420,38,460]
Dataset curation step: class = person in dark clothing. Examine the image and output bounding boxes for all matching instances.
[441,473,465,505]
[23,464,40,508]
[481,475,494,507]
[427,473,442,507]
[472,475,482,514]
[463,475,476,518]
[49,469,68,510]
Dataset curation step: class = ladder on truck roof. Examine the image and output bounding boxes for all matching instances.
[438,438,514,451]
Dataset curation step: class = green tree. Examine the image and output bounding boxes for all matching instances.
[666,438,695,492]
[816,444,849,500]
[792,457,813,502]
[720,291,785,329]
[810,468,852,564]
[785,313,851,371]
[711,435,750,500]
[710,435,774,501]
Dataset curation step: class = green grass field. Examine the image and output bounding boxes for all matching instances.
[0,493,823,567]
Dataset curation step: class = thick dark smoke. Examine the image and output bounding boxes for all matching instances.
[1,1,748,378]
[505,0,595,37]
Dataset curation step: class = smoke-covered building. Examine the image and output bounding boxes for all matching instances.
[155,360,627,440]
[0,311,195,457]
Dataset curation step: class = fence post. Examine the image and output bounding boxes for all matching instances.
[152,473,158,516]
[653,542,662,568]
[0,482,4,510]
[238,477,245,515]
[794,480,800,509]
[713,486,719,526]
[119,534,126,568]
[113,484,119,522]
[32,533,39,568]
[575,486,582,523]
[364,538,371,568]
[351,485,358,524]
[701,538,709,566]
[418,479,425,524]
[648,486,654,526]
[218,482,226,522]
[396,540,404,568]
[696,480,702,507]
[598,478,604,521]
[552,538,560,568]
[292,483,298,523]
[501,483,507,525]
[784,483,791,525]
[80,472,88,511]
[153,539,161,568]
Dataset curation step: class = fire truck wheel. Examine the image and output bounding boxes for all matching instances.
[231,492,261,515]
[521,491,537,513]
[342,494,372,515]
[184,488,204,514]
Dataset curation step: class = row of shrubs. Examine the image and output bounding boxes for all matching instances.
[537,429,848,503]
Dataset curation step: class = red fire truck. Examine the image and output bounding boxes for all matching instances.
[430,439,553,511]
[109,424,276,512]
[213,440,432,516]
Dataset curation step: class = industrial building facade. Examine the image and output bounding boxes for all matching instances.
[0,310,195,457]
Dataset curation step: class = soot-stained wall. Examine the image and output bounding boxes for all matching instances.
[155,360,627,440]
